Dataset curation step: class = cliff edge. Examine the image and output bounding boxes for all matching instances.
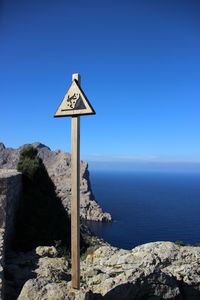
[5,241,200,299]
[0,142,111,222]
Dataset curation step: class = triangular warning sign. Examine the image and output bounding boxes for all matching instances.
[54,80,96,117]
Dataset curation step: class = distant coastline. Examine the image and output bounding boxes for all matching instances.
[88,160,200,174]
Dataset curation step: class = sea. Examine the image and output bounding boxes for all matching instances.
[85,170,200,250]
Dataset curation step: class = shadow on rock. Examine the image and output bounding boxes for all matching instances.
[12,145,71,251]
[85,271,200,300]
[4,250,40,300]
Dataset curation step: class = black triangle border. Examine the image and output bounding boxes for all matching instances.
[54,79,96,118]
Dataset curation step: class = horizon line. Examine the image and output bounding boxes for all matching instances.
[83,155,200,164]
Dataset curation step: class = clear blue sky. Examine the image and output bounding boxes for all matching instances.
[1,0,200,168]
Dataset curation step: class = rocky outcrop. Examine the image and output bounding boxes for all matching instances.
[0,142,111,222]
[6,242,200,299]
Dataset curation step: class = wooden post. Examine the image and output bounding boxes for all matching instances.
[71,73,80,289]
[54,72,95,288]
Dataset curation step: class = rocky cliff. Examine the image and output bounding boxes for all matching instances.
[0,142,111,222]
[5,241,200,299]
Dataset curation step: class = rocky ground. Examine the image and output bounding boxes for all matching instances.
[4,242,200,300]
[0,142,111,222]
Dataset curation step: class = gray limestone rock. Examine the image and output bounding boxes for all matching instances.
[0,142,111,222]
[18,278,74,300]
[17,242,200,300]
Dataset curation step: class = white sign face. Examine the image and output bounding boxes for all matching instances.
[54,80,95,117]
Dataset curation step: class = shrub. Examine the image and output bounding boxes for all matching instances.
[17,145,40,179]
[174,240,186,246]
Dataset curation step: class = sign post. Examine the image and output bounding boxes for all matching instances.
[71,73,80,289]
[54,73,95,289]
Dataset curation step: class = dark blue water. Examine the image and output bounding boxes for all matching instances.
[86,171,200,249]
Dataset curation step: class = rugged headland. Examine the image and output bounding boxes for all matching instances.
[1,143,200,299]
[0,142,111,222]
